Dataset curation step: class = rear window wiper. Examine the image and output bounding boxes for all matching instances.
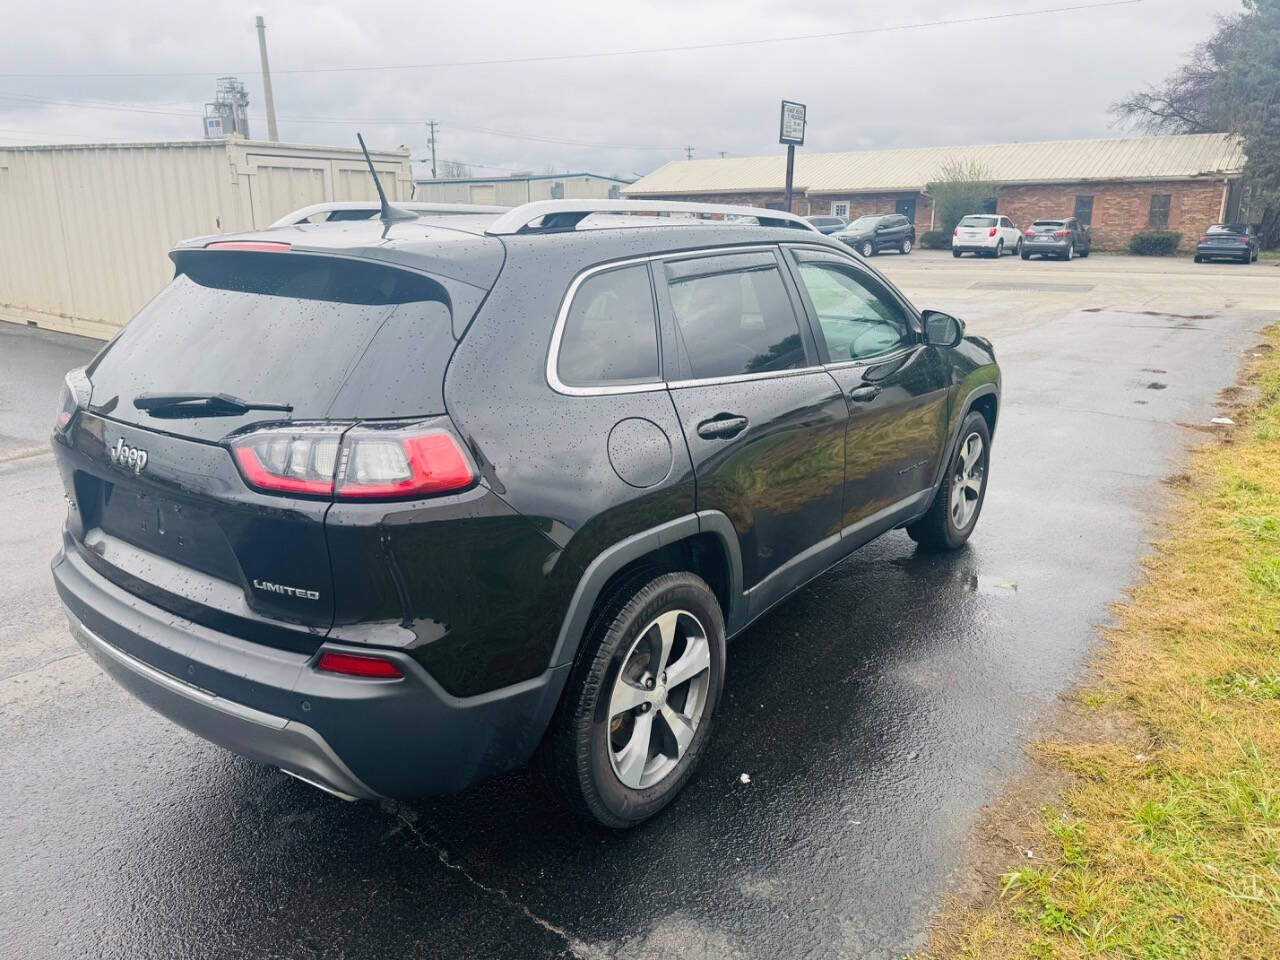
[133,392,293,417]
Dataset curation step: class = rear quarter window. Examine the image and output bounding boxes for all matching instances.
[555,264,660,388]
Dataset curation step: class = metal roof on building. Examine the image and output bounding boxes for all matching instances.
[415,171,633,186]
[623,134,1245,197]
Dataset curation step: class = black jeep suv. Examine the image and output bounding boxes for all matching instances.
[51,201,1000,827]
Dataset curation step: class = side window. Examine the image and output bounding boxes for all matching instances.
[664,254,806,380]
[556,264,659,388]
[792,257,914,363]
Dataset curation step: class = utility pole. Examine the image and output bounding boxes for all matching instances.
[684,145,694,160]
[426,120,438,179]
[255,16,279,142]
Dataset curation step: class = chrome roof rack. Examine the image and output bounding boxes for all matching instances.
[483,199,819,236]
[270,200,510,228]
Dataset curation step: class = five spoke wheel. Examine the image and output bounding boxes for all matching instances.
[950,431,985,530]
[608,609,711,790]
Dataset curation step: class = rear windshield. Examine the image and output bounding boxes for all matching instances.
[959,216,997,228]
[1206,224,1244,234]
[89,252,458,432]
[1032,220,1064,228]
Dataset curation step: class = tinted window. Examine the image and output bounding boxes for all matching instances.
[557,264,659,387]
[1032,220,1064,228]
[959,216,997,228]
[665,254,805,379]
[1149,194,1171,228]
[88,254,458,434]
[1206,224,1244,234]
[793,259,913,362]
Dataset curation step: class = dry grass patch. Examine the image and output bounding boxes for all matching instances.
[919,327,1280,959]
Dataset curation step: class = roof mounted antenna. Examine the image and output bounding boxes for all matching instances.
[356,132,416,225]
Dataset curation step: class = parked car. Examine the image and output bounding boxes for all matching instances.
[1194,223,1260,264]
[951,214,1022,258]
[806,215,848,235]
[50,199,999,828]
[836,214,916,256]
[1021,218,1091,260]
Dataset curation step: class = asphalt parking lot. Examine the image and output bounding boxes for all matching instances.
[2,253,1278,960]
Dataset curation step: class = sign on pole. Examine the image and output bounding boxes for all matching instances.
[779,101,806,145]
[779,100,806,213]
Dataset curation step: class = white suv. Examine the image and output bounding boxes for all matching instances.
[952,214,1022,258]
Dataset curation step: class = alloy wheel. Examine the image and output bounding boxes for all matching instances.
[949,432,985,530]
[608,609,712,790]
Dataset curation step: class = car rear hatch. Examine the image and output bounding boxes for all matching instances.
[956,216,997,242]
[54,242,494,652]
[1028,222,1065,242]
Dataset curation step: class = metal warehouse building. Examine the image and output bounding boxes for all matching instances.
[0,138,413,339]
[623,133,1246,250]
[414,171,632,206]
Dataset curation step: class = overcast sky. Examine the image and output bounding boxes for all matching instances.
[0,0,1241,181]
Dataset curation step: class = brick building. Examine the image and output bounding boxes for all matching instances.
[623,134,1245,250]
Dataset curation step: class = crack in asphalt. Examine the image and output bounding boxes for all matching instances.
[392,806,599,960]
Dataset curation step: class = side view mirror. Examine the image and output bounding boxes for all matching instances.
[922,310,965,348]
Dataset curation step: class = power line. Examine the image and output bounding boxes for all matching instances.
[0,1,1145,78]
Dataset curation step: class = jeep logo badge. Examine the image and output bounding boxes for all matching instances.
[109,437,149,475]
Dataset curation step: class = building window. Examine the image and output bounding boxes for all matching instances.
[608,184,621,199]
[832,201,850,218]
[550,181,565,200]
[1148,194,1171,228]
[1074,195,1094,226]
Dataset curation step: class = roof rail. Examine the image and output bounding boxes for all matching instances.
[270,200,510,228]
[483,199,819,236]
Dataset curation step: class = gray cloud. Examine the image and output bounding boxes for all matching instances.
[0,0,1239,179]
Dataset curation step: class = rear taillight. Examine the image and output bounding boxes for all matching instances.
[1025,229,1034,237]
[988,227,998,237]
[337,428,474,499]
[1200,236,1212,244]
[953,227,959,236]
[55,367,91,433]
[229,421,475,501]
[1055,229,1071,238]
[315,650,404,679]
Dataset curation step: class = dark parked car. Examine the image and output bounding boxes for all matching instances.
[806,215,848,235]
[1195,223,1260,263]
[51,199,999,828]
[836,214,916,256]
[1021,217,1091,260]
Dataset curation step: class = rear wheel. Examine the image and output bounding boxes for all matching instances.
[1020,249,1030,260]
[1015,238,1023,257]
[1062,242,1074,261]
[907,411,992,551]
[542,572,725,828]
[1194,255,1204,263]
[1078,246,1090,258]
[993,240,1004,258]
[953,249,963,258]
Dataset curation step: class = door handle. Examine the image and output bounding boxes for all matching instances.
[848,385,881,403]
[696,413,749,440]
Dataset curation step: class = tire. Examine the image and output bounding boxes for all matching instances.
[1252,248,1259,262]
[1020,249,1030,260]
[906,410,992,551]
[1062,242,1074,261]
[900,238,913,255]
[993,240,1004,258]
[860,240,875,258]
[952,249,963,258]
[1078,247,1090,258]
[1015,238,1023,257]
[541,571,725,828]
[1194,255,1204,263]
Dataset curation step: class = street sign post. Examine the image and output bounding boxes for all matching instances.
[779,101,806,213]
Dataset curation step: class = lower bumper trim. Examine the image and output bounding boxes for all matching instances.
[67,612,379,802]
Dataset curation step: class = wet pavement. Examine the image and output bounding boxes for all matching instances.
[2,256,1277,959]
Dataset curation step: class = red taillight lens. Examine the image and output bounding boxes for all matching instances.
[205,241,292,252]
[1055,229,1071,238]
[231,428,342,496]
[315,651,404,679]
[953,227,959,236]
[337,430,474,500]
[55,368,91,434]
[1025,229,1033,237]
[229,422,475,501]
[1200,236,1212,244]
[988,227,998,237]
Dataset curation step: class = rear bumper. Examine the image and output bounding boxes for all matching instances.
[1024,240,1071,254]
[952,241,998,252]
[52,539,569,799]
[1196,244,1250,258]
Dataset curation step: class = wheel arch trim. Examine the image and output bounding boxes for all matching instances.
[549,511,745,669]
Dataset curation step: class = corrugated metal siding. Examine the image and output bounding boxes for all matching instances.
[624,134,1246,198]
[414,174,625,204]
[0,139,412,338]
